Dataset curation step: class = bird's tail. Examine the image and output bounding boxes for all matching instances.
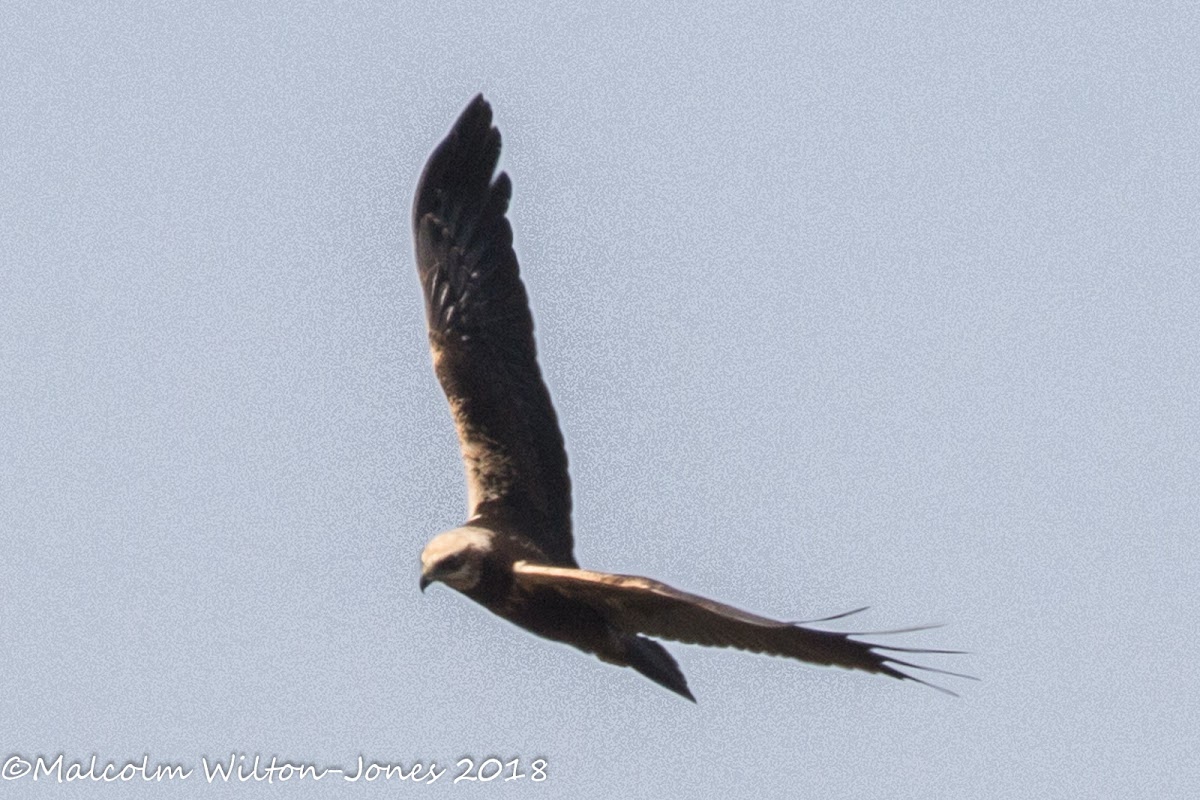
[622,635,695,702]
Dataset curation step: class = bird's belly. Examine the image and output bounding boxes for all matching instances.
[474,586,616,658]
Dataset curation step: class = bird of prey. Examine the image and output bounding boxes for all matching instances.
[413,95,967,701]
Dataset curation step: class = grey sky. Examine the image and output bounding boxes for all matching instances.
[3,2,1198,798]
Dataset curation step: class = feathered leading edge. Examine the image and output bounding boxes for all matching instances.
[511,563,975,696]
[413,95,576,568]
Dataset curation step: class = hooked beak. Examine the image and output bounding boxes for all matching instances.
[419,574,432,593]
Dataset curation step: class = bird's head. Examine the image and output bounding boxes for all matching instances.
[419,526,495,593]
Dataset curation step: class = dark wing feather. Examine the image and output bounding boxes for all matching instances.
[513,564,971,693]
[413,95,575,566]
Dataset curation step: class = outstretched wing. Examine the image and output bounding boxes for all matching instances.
[413,95,575,566]
[513,563,971,693]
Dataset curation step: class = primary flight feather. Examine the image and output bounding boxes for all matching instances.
[414,95,969,701]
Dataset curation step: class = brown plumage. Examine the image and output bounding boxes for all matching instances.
[414,95,970,701]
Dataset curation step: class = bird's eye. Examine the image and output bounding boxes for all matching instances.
[440,554,465,572]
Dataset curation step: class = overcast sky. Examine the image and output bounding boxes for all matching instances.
[3,2,1199,798]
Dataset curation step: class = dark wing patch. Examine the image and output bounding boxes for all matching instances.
[513,564,973,693]
[414,95,575,566]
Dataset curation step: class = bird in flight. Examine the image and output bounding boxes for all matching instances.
[413,95,968,701]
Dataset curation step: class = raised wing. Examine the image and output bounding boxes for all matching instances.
[513,563,971,693]
[413,96,575,566]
